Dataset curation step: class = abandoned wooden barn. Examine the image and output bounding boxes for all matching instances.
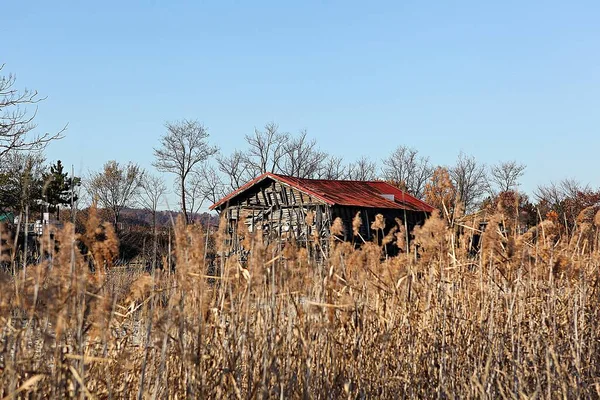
[210,172,435,255]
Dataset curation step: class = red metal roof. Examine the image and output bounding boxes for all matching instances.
[210,172,434,213]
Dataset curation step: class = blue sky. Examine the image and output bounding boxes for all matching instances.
[2,1,600,208]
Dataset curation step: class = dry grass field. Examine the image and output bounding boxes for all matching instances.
[2,205,600,398]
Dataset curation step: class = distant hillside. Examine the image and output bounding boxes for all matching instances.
[119,208,219,228]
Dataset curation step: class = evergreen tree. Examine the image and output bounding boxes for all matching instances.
[0,152,45,215]
[42,160,80,219]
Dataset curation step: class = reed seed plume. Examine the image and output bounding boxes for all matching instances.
[370,213,385,231]
[2,201,600,398]
[595,209,600,228]
[577,206,597,225]
[330,217,344,236]
[305,210,315,226]
[394,218,406,252]
[352,211,362,236]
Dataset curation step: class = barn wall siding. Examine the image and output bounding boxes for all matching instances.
[214,175,432,257]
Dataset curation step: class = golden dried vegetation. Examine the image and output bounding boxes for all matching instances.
[2,202,600,398]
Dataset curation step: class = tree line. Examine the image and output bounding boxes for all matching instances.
[151,119,529,219]
[2,63,599,238]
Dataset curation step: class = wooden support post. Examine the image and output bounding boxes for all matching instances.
[298,192,307,244]
[364,210,371,241]
[261,187,270,208]
[283,187,296,240]
[235,205,241,253]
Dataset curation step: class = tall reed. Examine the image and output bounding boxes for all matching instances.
[1,205,600,398]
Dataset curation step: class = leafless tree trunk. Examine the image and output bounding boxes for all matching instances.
[185,171,209,222]
[381,145,433,199]
[153,120,218,224]
[139,174,167,270]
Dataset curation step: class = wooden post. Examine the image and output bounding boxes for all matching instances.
[168,227,171,272]
[24,204,29,271]
[364,210,371,241]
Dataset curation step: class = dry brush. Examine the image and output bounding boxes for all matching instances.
[2,205,600,398]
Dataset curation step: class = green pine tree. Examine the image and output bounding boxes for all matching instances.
[42,160,81,219]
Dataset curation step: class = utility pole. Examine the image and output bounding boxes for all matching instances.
[24,204,29,271]
[71,165,75,224]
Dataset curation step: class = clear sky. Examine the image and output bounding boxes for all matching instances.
[2,1,600,209]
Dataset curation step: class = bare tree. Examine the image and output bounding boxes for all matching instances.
[280,130,328,178]
[181,164,229,221]
[490,160,526,193]
[0,64,64,159]
[153,119,218,224]
[534,178,591,208]
[139,173,167,270]
[534,178,600,226]
[346,156,377,181]
[184,172,207,222]
[243,122,289,177]
[536,181,563,210]
[449,152,489,213]
[381,145,433,199]
[317,155,346,180]
[198,164,228,206]
[221,127,328,183]
[559,178,590,201]
[216,150,250,191]
[86,160,144,228]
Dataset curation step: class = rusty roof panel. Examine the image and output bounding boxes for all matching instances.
[210,172,434,213]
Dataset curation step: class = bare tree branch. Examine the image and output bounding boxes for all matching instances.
[86,160,144,228]
[346,156,377,181]
[449,152,489,213]
[198,164,228,206]
[381,145,433,199]
[0,64,65,159]
[185,172,206,221]
[217,150,250,191]
[243,122,289,177]
[534,178,591,208]
[490,160,526,193]
[316,155,346,180]
[139,173,167,270]
[280,130,328,178]
[139,174,167,216]
[153,119,218,224]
